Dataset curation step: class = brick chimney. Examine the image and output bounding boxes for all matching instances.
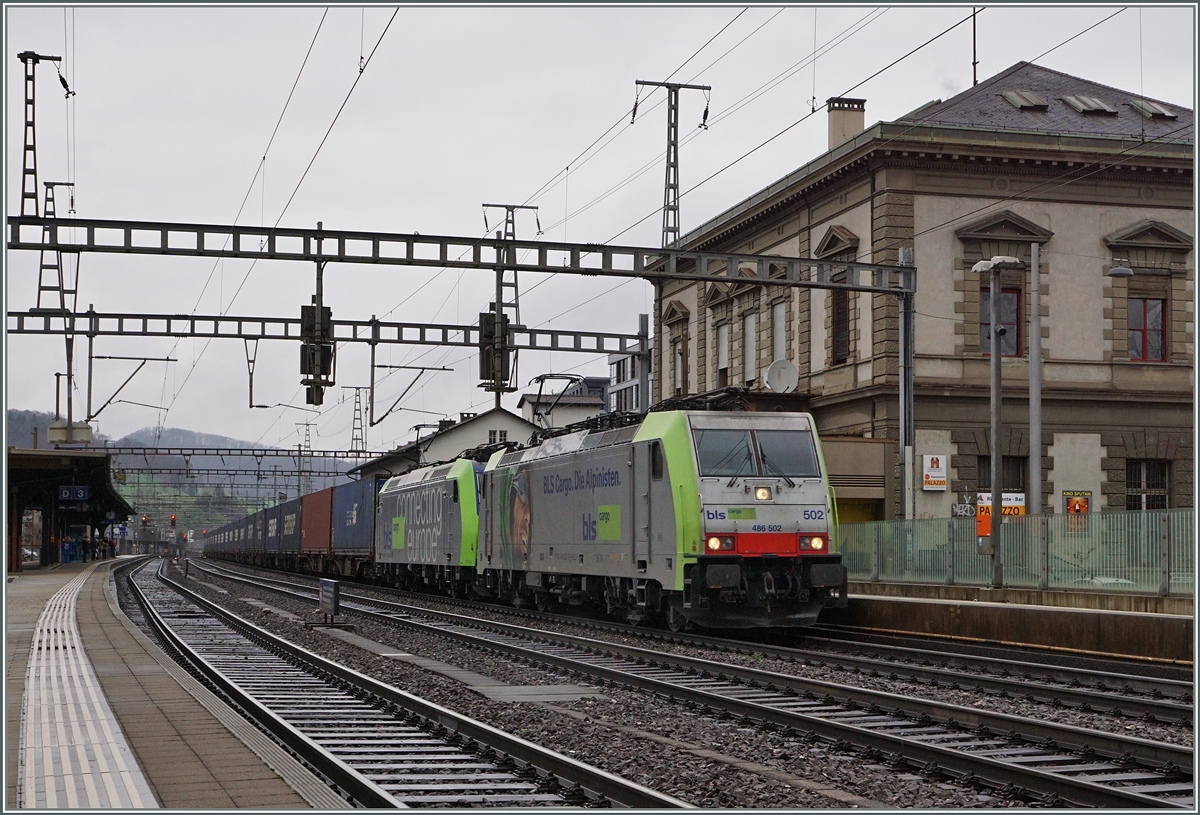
[827,97,866,150]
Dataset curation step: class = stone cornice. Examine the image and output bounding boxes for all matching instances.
[684,122,1193,252]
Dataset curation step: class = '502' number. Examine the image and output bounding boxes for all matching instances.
[802,509,825,520]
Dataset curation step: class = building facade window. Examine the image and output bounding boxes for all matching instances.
[1126,460,1169,510]
[743,312,757,384]
[980,287,1021,356]
[978,455,1027,492]
[610,385,638,413]
[772,301,786,361]
[1128,297,1166,361]
[488,429,508,444]
[831,287,849,364]
[716,323,730,388]
[670,338,681,395]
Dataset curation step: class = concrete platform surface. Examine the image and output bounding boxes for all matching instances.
[5,558,339,809]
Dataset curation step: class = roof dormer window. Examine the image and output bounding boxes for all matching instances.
[1129,99,1177,119]
[1001,90,1049,110]
[1062,94,1117,114]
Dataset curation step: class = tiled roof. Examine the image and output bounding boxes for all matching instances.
[900,62,1192,142]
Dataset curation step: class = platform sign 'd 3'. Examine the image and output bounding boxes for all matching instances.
[58,485,89,501]
[975,492,1025,537]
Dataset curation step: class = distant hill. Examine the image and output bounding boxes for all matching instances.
[111,426,268,449]
[6,410,262,451]
[6,409,112,449]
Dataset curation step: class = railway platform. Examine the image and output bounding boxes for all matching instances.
[4,558,1190,810]
[5,558,340,809]
[829,582,1193,663]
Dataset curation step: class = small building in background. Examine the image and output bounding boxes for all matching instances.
[607,340,652,413]
[349,408,538,483]
[518,376,609,428]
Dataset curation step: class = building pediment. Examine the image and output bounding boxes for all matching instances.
[814,225,860,259]
[1104,220,1193,252]
[662,299,690,324]
[703,282,731,308]
[955,210,1053,243]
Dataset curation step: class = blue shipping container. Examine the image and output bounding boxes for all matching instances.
[248,509,265,553]
[279,497,303,554]
[331,479,378,553]
[264,504,282,552]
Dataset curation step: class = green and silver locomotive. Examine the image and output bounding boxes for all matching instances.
[374,410,846,629]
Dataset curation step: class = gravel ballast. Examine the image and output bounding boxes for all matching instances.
[133,559,1183,807]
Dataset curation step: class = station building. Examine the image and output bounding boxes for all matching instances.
[652,62,1193,521]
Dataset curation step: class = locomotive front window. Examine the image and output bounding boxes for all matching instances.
[695,429,755,477]
[755,430,821,478]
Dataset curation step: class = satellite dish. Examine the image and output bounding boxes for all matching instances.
[765,359,798,394]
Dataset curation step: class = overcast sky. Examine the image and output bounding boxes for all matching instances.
[5,4,1195,453]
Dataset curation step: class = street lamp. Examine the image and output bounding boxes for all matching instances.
[971,255,1024,588]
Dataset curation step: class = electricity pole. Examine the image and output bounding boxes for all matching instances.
[633,80,710,249]
[635,80,710,404]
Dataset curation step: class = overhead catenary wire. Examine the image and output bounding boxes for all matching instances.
[150,9,330,432]
[483,7,1164,422]
[362,8,764,431]
[526,8,886,238]
[159,8,398,430]
[372,8,918,430]
[519,7,752,209]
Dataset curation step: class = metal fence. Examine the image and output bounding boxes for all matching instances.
[834,509,1194,596]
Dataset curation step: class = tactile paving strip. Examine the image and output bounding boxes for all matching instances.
[18,565,158,808]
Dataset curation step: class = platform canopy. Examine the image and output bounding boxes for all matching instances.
[7,448,136,571]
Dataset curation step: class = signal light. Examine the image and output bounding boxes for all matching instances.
[170,515,177,528]
[140,514,148,525]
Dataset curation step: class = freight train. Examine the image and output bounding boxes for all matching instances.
[203,409,847,629]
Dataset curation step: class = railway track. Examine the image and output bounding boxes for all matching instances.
[801,626,1194,682]
[201,560,1193,724]
[192,559,1194,808]
[127,560,688,808]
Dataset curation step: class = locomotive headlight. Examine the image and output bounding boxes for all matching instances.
[800,536,826,550]
[706,536,722,551]
[706,536,736,551]
[754,486,772,501]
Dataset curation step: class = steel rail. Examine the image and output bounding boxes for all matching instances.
[155,562,689,809]
[128,561,398,807]
[805,626,1194,677]
[193,560,1192,808]
[202,560,1194,720]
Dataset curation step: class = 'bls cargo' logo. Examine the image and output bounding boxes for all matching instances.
[582,513,598,540]
[705,509,727,520]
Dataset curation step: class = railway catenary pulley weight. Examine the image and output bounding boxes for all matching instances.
[8,213,917,498]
